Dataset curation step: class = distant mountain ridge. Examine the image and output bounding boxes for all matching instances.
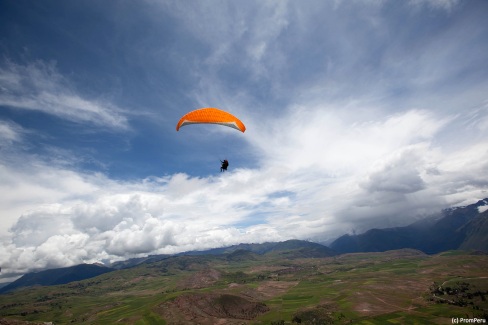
[0,264,114,294]
[0,240,333,294]
[181,239,335,257]
[112,239,336,269]
[110,254,172,269]
[459,209,488,251]
[330,198,488,254]
[3,199,487,295]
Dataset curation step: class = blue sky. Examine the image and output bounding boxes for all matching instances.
[1,0,488,280]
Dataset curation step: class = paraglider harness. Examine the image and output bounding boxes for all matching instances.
[220,159,229,172]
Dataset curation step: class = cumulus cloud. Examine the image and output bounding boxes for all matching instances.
[0,160,293,279]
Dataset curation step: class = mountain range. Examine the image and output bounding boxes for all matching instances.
[329,198,488,254]
[107,239,336,269]
[0,263,113,294]
[2,199,487,294]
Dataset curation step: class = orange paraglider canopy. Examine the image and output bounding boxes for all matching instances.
[176,107,246,133]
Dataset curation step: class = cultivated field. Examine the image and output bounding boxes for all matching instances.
[1,249,487,324]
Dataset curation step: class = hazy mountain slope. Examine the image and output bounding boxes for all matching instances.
[266,239,336,258]
[329,226,421,253]
[0,264,114,294]
[330,199,488,254]
[125,240,336,264]
[459,210,488,251]
[110,254,171,269]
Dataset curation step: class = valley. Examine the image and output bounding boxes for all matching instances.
[1,249,487,324]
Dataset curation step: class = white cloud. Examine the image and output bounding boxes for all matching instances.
[362,148,427,194]
[0,120,24,146]
[408,0,460,12]
[0,60,129,130]
[249,108,446,174]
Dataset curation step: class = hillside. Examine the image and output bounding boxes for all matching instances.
[0,249,486,324]
[0,240,333,295]
[114,239,335,269]
[181,239,336,257]
[110,254,172,269]
[459,210,488,251]
[0,264,114,294]
[330,199,488,254]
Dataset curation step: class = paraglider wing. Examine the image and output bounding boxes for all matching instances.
[176,107,246,133]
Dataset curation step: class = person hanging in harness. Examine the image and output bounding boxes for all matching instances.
[220,159,229,172]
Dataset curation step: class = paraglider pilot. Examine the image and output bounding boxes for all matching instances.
[220,159,229,172]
